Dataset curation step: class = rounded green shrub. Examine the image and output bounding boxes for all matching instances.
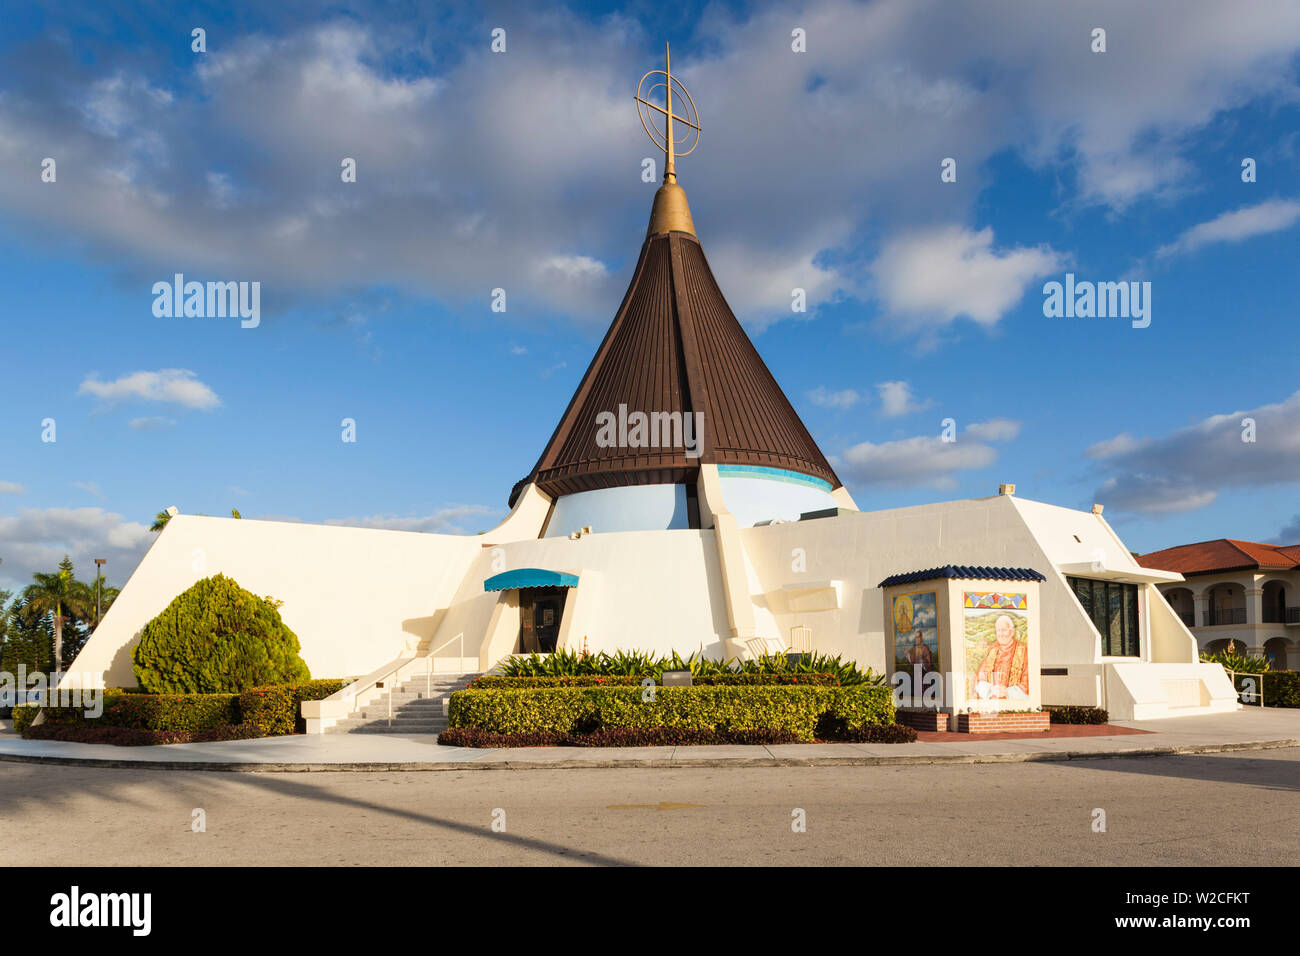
[132,573,310,693]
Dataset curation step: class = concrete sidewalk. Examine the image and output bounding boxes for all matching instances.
[0,709,1295,772]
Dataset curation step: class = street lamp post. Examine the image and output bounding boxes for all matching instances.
[94,558,106,627]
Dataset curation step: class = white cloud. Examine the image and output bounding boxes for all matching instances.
[1272,515,1300,545]
[1156,198,1300,258]
[0,482,24,495]
[0,3,1296,333]
[323,505,499,534]
[79,369,220,410]
[965,419,1022,442]
[71,481,104,499]
[1086,432,1146,459]
[1092,390,1300,514]
[0,507,153,591]
[129,416,177,430]
[876,381,932,418]
[807,386,862,410]
[871,226,1065,333]
[834,436,997,491]
[533,255,608,283]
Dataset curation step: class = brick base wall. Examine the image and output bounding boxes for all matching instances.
[957,711,1050,734]
[896,709,950,732]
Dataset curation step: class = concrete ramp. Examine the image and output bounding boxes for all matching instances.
[1104,662,1241,720]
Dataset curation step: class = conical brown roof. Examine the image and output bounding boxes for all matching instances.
[510,183,840,505]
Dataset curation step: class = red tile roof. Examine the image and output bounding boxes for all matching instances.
[1137,538,1300,575]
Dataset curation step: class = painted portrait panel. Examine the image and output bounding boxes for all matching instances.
[963,591,1030,701]
[892,591,939,687]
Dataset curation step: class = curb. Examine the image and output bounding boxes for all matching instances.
[0,737,1295,773]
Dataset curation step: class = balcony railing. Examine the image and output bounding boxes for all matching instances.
[1177,610,1196,627]
[1208,608,1247,626]
[1256,607,1300,624]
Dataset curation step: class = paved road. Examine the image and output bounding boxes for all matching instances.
[2,748,1296,865]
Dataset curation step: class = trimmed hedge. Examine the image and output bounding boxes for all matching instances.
[447,685,895,742]
[12,705,40,734]
[17,679,351,744]
[1045,705,1109,725]
[132,573,310,693]
[1263,671,1300,708]
[107,692,239,731]
[467,673,843,690]
[437,726,806,748]
[437,720,917,748]
[828,722,918,743]
[23,723,264,746]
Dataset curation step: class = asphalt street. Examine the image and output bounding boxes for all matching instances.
[2,748,1295,866]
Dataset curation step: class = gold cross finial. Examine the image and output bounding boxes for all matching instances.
[635,43,700,184]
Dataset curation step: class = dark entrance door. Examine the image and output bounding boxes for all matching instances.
[517,587,568,654]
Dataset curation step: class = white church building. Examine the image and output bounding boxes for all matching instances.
[65,55,1237,731]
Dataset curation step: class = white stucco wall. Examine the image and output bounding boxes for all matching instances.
[433,528,733,665]
[66,515,480,688]
[66,487,1209,717]
[737,495,1053,674]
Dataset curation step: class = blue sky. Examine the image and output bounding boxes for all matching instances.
[2,0,1300,591]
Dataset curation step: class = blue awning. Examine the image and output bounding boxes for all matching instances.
[484,568,580,592]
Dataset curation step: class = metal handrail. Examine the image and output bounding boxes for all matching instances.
[425,632,466,696]
[327,633,469,727]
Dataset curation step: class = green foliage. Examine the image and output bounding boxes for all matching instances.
[0,596,54,674]
[238,685,296,736]
[19,679,352,741]
[438,726,806,748]
[1200,644,1271,674]
[469,673,844,689]
[132,573,310,693]
[498,647,883,685]
[24,556,95,670]
[105,692,239,731]
[1262,671,1300,707]
[448,685,895,741]
[1045,705,1109,724]
[12,704,39,733]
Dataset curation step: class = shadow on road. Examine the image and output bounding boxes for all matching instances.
[1053,749,1300,793]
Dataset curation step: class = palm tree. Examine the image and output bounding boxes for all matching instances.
[24,556,93,676]
[150,510,172,532]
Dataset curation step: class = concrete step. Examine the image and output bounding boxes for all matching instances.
[327,719,448,733]
[325,671,479,733]
[359,706,446,717]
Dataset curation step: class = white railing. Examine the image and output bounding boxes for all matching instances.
[425,632,466,695]
[302,632,474,732]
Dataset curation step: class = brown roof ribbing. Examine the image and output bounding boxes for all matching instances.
[514,224,840,504]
